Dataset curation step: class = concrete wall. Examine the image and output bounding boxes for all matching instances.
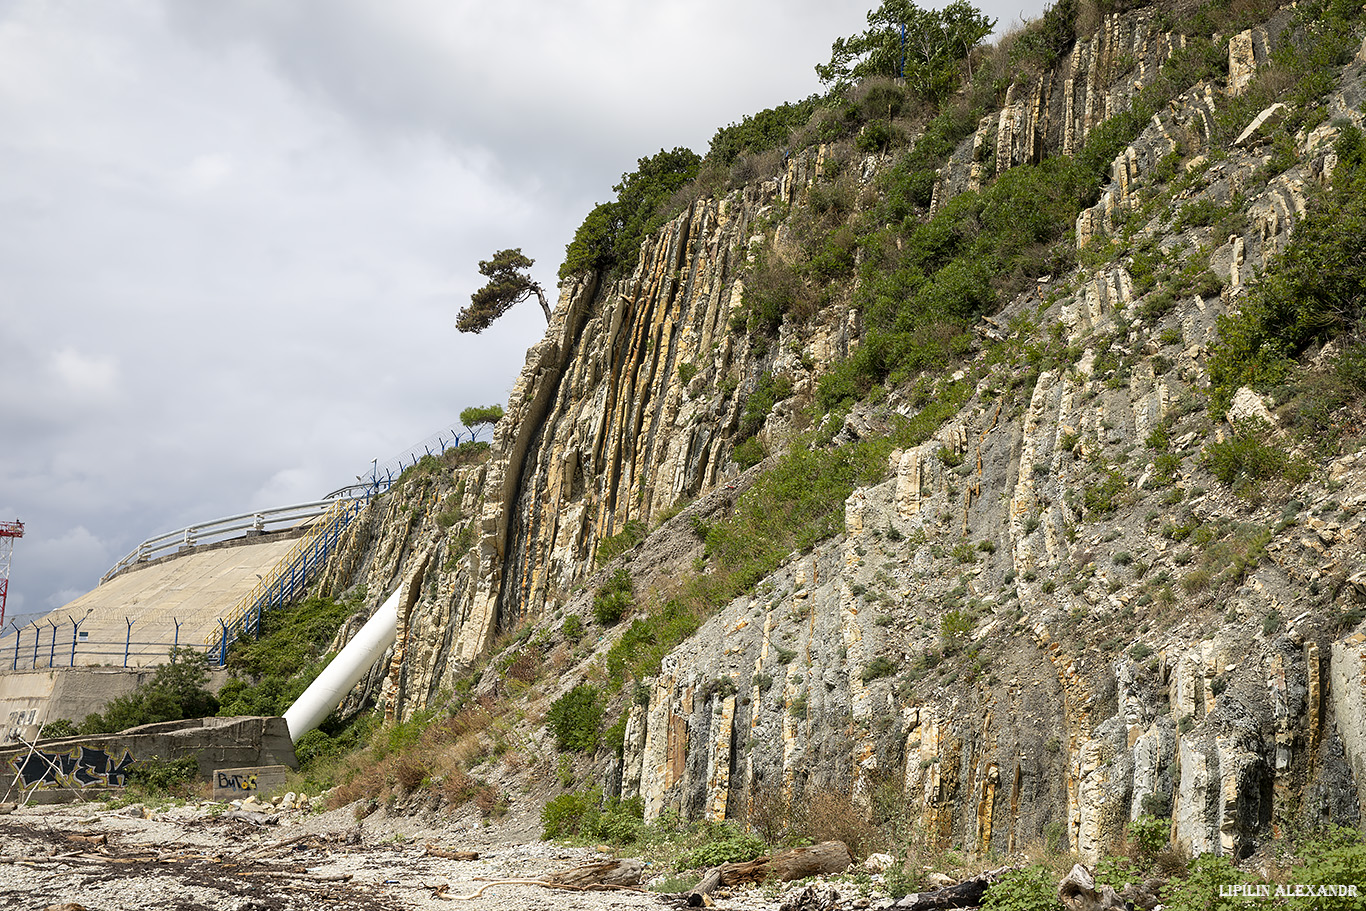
[0,666,230,744]
[0,715,296,804]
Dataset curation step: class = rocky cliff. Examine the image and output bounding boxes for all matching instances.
[316,2,1366,864]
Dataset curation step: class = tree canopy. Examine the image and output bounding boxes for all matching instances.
[560,147,702,280]
[461,404,505,440]
[457,248,551,334]
[816,0,995,104]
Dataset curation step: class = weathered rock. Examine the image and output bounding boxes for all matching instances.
[1058,864,1126,911]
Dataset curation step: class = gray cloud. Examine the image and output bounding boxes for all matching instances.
[1,0,1041,619]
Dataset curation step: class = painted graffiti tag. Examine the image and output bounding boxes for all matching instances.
[11,745,136,789]
[215,770,258,793]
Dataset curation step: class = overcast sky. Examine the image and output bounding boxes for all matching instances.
[0,0,1044,622]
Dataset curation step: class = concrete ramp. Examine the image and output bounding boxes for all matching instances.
[2,535,301,671]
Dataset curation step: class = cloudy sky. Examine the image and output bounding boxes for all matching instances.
[0,0,1043,622]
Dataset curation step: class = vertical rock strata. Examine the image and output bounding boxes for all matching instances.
[318,4,1366,862]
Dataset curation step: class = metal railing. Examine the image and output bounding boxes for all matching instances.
[0,616,209,670]
[202,496,365,665]
[100,500,342,585]
[12,422,478,673]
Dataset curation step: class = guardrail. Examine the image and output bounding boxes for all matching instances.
[203,496,365,665]
[100,500,341,585]
[104,425,472,585]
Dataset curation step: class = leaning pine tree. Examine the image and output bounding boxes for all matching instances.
[456,248,551,333]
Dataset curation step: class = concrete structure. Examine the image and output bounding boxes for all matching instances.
[0,665,230,744]
[0,531,303,671]
[0,715,296,804]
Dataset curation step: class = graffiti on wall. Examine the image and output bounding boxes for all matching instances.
[11,745,136,789]
[215,769,258,793]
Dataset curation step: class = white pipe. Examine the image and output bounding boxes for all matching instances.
[283,589,400,743]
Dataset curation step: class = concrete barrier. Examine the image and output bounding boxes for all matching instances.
[0,715,296,804]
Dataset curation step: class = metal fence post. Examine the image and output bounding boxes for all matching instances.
[70,616,83,667]
[124,617,133,667]
[30,623,39,669]
[173,617,182,651]
[218,618,228,666]
[47,621,58,668]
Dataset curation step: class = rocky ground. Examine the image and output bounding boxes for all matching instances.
[0,796,897,911]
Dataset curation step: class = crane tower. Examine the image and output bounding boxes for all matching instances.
[0,520,23,628]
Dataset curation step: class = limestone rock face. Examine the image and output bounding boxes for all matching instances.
[316,1,1366,864]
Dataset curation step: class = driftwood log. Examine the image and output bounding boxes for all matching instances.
[687,841,853,907]
[890,864,1012,910]
[442,858,646,901]
[547,858,645,888]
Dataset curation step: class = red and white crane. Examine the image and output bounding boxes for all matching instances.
[0,520,23,628]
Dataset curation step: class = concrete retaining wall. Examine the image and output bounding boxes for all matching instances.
[0,666,230,744]
[0,715,296,804]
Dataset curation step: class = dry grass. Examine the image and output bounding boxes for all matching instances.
[327,692,514,817]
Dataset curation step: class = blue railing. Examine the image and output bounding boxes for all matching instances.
[5,422,479,672]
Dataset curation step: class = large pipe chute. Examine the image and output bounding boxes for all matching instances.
[283,588,400,743]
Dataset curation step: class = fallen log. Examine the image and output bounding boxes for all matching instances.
[687,841,852,907]
[423,844,481,861]
[548,857,645,887]
[890,864,1013,910]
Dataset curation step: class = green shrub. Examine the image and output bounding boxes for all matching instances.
[1083,469,1127,515]
[733,436,767,469]
[982,864,1064,911]
[546,685,603,753]
[561,615,584,641]
[1204,421,1313,493]
[561,148,701,280]
[81,647,220,734]
[1286,826,1366,911]
[1129,814,1170,857]
[861,656,898,683]
[127,754,200,795]
[593,568,635,626]
[541,789,599,839]
[678,823,767,868]
[597,519,647,563]
[1161,853,1251,911]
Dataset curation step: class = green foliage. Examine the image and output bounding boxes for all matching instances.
[1083,469,1127,515]
[1210,124,1366,410]
[1203,421,1313,494]
[546,684,603,753]
[127,754,200,794]
[1286,826,1366,911]
[561,148,702,280]
[742,251,816,333]
[541,790,645,843]
[940,609,973,651]
[216,595,357,718]
[597,519,647,563]
[593,568,634,626]
[707,97,822,167]
[561,615,584,641]
[861,655,898,682]
[738,373,795,441]
[80,647,219,734]
[1129,814,1170,857]
[456,249,548,333]
[1161,854,1252,911]
[817,0,995,105]
[982,864,1064,911]
[677,822,767,868]
[460,404,505,439]
[733,436,767,469]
